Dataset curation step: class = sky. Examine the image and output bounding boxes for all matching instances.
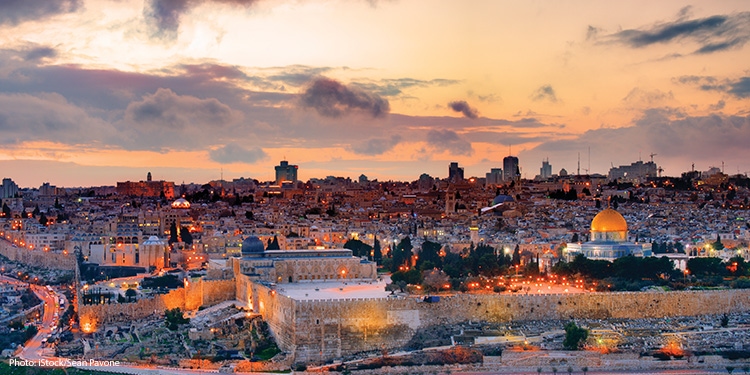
[0,0,749,187]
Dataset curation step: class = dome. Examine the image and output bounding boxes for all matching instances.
[591,209,627,233]
[241,236,265,255]
[143,236,165,245]
[492,194,514,205]
[171,198,191,209]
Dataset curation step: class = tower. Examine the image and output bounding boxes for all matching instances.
[448,162,464,183]
[445,189,456,215]
[503,156,519,182]
[275,160,299,185]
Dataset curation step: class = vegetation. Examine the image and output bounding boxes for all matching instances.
[164,307,190,330]
[563,321,588,350]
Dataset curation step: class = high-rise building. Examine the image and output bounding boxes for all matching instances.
[448,162,464,183]
[503,156,520,182]
[485,168,503,186]
[275,160,298,185]
[540,159,552,179]
[1,178,19,199]
[608,161,657,183]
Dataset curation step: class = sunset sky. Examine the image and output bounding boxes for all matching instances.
[1,0,749,187]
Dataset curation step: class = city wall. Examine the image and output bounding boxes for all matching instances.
[0,240,75,270]
[253,289,750,363]
[79,278,236,327]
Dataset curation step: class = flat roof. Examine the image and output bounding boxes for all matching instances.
[275,276,392,301]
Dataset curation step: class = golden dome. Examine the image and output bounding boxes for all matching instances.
[590,208,627,233]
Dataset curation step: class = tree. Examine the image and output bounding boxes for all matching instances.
[168,222,178,245]
[165,308,190,331]
[267,235,281,250]
[563,321,588,350]
[512,245,521,266]
[2,202,10,217]
[418,240,443,270]
[38,213,48,226]
[32,205,40,218]
[125,288,137,302]
[373,238,383,263]
[181,226,193,245]
[422,269,449,292]
[713,234,725,251]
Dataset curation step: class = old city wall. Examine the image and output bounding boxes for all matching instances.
[284,289,750,363]
[0,240,75,270]
[79,278,236,327]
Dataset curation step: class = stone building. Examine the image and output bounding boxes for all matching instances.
[231,236,377,284]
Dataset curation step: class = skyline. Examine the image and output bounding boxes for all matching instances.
[1,0,749,187]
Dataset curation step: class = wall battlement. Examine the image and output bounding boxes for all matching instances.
[245,286,750,363]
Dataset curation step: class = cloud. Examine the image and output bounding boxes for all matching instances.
[709,100,726,111]
[0,0,79,26]
[622,88,675,106]
[351,135,402,155]
[527,110,750,175]
[530,85,558,103]
[209,143,267,163]
[674,75,750,98]
[0,92,113,146]
[608,12,750,54]
[123,88,242,150]
[352,77,460,97]
[24,46,57,61]
[145,0,260,39]
[448,100,479,119]
[300,77,389,118]
[426,129,473,156]
[728,77,750,98]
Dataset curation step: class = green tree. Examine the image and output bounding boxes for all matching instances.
[38,213,48,226]
[373,238,383,263]
[563,321,589,350]
[125,288,137,302]
[168,222,178,244]
[165,308,190,331]
[180,226,193,245]
[417,240,443,270]
[713,234,725,251]
[2,202,10,217]
[267,235,281,250]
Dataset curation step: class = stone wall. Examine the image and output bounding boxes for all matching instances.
[0,240,75,270]
[255,289,750,363]
[79,278,237,327]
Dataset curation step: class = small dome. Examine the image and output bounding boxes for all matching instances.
[492,195,514,205]
[241,236,265,255]
[591,209,627,233]
[171,198,191,209]
[143,236,164,245]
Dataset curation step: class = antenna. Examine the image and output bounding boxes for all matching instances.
[649,153,657,163]
[577,153,580,176]
[588,146,590,176]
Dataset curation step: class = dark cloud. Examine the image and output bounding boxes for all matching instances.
[0,0,79,26]
[728,77,750,98]
[674,75,750,98]
[145,0,260,39]
[351,135,402,155]
[300,77,389,118]
[448,100,478,119]
[608,12,750,54]
[24,47,57,61]
[426,129,473,156]
[530,85,558,103]
[709,100,726,111]
[209,143,267,163]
